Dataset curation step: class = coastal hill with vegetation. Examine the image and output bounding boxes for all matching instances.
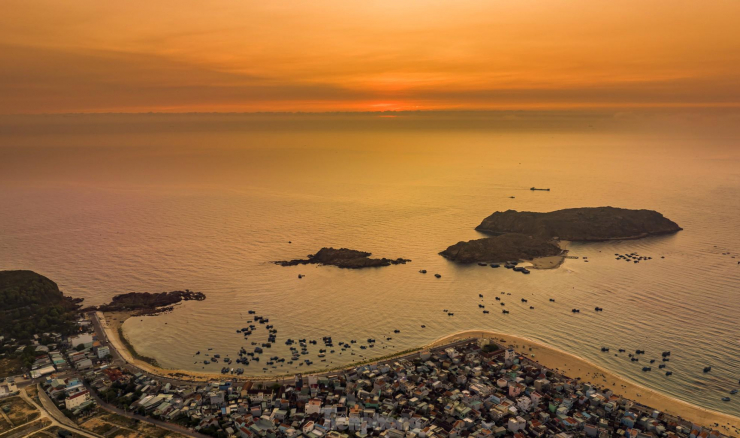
[475,207,682,241]
[276,247,411,269]
[440,233,563,264]
[0,270,82,341]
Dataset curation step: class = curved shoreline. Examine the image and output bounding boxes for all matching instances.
[97,313,740,432]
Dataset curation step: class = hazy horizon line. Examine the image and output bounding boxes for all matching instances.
[3,106,740,118]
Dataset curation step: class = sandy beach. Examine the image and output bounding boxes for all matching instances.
[97,312,740,434]
[530,240,570,269]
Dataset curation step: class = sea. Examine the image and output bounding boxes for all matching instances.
[1,111,739,416]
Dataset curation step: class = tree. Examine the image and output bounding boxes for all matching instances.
[483,344,500,353]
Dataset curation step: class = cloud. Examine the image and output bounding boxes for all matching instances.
[2,41,738,114]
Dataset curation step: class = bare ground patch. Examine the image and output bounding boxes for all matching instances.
[82,411,187,438]
[0,396,39,426]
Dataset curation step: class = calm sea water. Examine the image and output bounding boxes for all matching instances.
[1,113,739,415]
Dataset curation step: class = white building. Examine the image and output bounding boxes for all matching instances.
[97,346,110,359]
[306,398,322,415]
[517,396,532,412]
[65,389,90,410]
[30,365,56,379]
[504,348,517,366]
[69,333,94,349]
[507,416,526,432]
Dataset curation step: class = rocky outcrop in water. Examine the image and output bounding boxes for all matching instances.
[90,290,206,316]
[475,207,681,241]
[440,234,563,264]
[275,247,410,269]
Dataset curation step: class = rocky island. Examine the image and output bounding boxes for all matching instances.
[275,247,410,269]
[475,206,682,241]
[441,207,681,265]
[440,233,563,264]
[86,290,206,316]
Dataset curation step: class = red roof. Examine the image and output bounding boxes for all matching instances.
[69,390,89,400]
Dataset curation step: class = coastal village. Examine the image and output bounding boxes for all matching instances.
[2,314,738,438]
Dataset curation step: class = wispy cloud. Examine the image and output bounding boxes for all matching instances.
[1,0,739,113]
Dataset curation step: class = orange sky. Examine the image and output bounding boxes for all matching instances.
[2,0,739,113]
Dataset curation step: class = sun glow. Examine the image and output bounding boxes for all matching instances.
[1,0,739,113]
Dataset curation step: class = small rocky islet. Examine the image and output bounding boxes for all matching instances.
[275,247,410,269]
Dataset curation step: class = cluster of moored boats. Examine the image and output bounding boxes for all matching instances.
[473,291,607,317]
[598,348,737,399]
[193,298,739,404]
[193,309,416,374]
[484,260,531,274]
[614,252,656,264]
[421,261,531,277]
[419,270,443,278]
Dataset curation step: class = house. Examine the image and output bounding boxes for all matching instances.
[30,365,56,379]
[75,358,93,370]
[306,398,322,415]
[68,333,94,349]
[508,382,525,397]
[0,380,18,398]
[65,389,91,410]
[516,396,532,412]
[530,391,544,406]
[507,417,526,432]
[97,346,110,359]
